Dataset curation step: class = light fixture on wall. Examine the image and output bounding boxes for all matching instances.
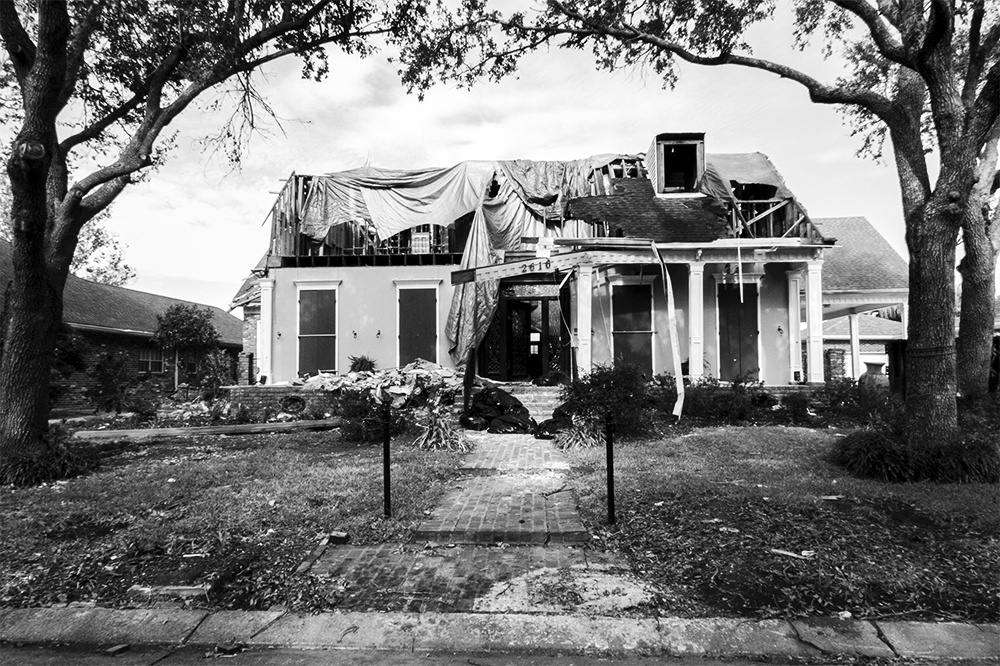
[777,326,784,335]
[352,330,357,338]
[376,330,381,338]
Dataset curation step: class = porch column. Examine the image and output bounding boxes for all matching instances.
[900,302,909,339]
[259,278,274,384]
[848,313,862,378]
[575,264,594,378]
[786,270,804,382]
[805,261,824,383]
[687,262,705,378]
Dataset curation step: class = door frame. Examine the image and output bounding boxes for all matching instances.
[394,278,441,366]
[609,275,656,374]
[713,276,763,382]
[294,279,341,375]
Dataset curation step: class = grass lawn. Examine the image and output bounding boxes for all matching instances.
[0,431,463,612]
[567,426,999,622]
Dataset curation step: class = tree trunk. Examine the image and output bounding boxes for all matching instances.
[956,199,998,398]
[0,226,67,471]
[903,197,960,442]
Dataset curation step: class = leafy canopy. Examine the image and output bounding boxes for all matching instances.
[152,303,220,353]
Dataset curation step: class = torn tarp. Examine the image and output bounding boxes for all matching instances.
[294,156,634,364]
[701,153,795,205]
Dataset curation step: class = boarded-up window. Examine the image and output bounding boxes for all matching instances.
[399,287,436,365]
[612,284,653,375]
[299,289,337,374]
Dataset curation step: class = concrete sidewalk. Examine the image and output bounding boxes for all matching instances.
[0,606,997,659]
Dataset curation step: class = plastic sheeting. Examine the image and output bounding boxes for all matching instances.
[296,156,632,364]
[700,153,795,206]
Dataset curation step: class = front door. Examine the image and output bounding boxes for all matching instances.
[718,284,759,381]
[478,292,569,381]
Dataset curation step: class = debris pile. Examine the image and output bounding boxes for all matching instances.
[301,358,463,409]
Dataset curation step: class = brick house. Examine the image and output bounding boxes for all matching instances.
[0,238,243,413]
[233,132,858,395]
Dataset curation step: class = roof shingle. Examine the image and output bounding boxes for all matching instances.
[1,239,242,346]
[813,216,908,292]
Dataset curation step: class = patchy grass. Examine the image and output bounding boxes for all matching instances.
[0,431,462,612]
[568,426,999,622]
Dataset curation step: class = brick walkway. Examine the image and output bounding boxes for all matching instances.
[413,431,587,544]
[303,429,648,615]
[309,543,625,613]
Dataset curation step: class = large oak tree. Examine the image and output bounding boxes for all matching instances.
[401,0,999,441]
[0,0,423,483]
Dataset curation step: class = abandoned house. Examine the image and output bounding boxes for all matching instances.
[232,132,905,389]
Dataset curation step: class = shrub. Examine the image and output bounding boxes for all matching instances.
[84,352,133,413]
[683,374,773,424]
[0,426,97,486]
[349,354,377,373]
[560,364,654,438]
[412,405,470,451]
[781,391,814,424]
[338,390,406,443]
[554,414,604,450]
[831,428,999,483]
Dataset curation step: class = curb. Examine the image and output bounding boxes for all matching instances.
[1,608,997,659]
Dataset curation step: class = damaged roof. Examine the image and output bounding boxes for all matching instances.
[566,178,730,242]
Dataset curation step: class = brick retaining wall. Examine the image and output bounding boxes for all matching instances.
[221,385,339,415]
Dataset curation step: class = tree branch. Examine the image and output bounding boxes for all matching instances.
[58,90,146,153]
[58,0,108,109]
[0,1,36,83]
[545,0,893,116]
[830,0,910,65]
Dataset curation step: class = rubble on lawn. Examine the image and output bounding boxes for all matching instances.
[299,358,464,409]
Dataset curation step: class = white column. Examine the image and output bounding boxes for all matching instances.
[848,313,862,378]
[258,278,274,384]
[786,270,803,382]
[900,302,909,340]
[688,262,705,378]
[805,261,824,383]
[575,264,594,378]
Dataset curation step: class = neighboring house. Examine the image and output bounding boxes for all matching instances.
[234,132,852,387]
[0,238,243,412]
[812,215,910,380]
[823,314,905,379]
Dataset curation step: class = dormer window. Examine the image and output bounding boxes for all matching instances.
[647,132,705,194]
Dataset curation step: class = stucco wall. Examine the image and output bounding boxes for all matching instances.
[267,265,457,383]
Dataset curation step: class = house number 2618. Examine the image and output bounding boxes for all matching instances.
[521,259,552,273]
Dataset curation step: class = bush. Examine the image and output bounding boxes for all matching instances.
[560,364,654,438]
[831,427,999,483]
[338,390,407,443]
[0,426,97,486]
[349,354,377,373]
[84,352,133,413]
[683,374,773,424]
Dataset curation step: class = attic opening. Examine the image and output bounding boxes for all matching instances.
[649,132,705,194]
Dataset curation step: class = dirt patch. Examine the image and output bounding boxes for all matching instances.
[473,564,654,614]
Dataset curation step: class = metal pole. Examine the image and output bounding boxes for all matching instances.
[605,412,615,525]
[383,401,391,518]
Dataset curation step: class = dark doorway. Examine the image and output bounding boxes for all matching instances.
[718,284,759,381]
[478,287,570,381]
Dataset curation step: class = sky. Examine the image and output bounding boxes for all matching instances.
[28,7,919,313]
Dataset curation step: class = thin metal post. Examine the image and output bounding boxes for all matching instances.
[382,401,391,518]
[605,412,615,525]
